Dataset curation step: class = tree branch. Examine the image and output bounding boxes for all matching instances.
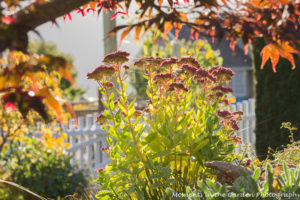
[0,0,91,52]
[205,161,253,181]
[14,0,91,30]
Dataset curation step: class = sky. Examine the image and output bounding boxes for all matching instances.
[29,12,142,99]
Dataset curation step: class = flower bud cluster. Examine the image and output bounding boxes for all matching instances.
[168,82,189,92]
[153,73,174,85]
[86,65,115,81]
[218,110,243,131]
[96,113,108,125]
[102,50,130,65]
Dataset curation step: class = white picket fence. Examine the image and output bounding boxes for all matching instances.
[229,98,256,154]
[64,98,256,173]
[64,113,111,175]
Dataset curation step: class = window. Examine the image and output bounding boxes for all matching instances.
[231,70,247,98]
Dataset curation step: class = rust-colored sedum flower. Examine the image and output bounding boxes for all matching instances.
[212,86,233,93]
[222,98,230,105]
[103,81,115,89]
[95,168,105,173]
[143,107,150,114]
[168,82,189,92]
[233,110,243,120]
[180,64,198,75]
[217,110,232,118]
[194,67,216,83]
[160,57,178,68]
[230,118,240,130]
[153,73,174,85]
[96,113,108,125]
[87,65,115,81]
[133,110,143,119]
[230,135,242,144]
[134,57,165,69]
[123,65,130,70]
[177,56,201,68]
[209,65,234,81]
[114,97,121,105]
[102,50,130,65]
[233,110,243,115]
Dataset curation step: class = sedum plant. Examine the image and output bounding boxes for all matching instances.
[88,51,243,199]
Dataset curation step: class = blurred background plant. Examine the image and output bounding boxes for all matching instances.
[0,135,89,199]
[0,48,90,199]
[29,40,85,101]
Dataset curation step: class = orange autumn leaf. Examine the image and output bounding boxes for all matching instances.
[163,21,173,39]
[135,25,142,40]
[260,42,297,72]
[120,26,132,44]
[37,87,62,123]
[89,2,96,10]
[174,22,182,39]
[58,64,74,84]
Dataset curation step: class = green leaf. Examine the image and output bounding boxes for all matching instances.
[124,82,129,91]
[109,92,114,102]
[118,166,131,174]
[165,187,175,197]
[253,168,260,181]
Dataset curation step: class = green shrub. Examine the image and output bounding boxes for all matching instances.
[0,136,89,199]
[88,51,243,199]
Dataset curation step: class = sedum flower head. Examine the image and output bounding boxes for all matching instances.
[209,65,234,81]
[96,113,108,125]
[160,57,178,68]
[168,82,189,92]
[87,65,115,81]
[153,73,174,85]
[217,110,232,118]
[180,64,198,75]
[103,81,115,89]
[194,67,216,83]
[134,57,165,69]
[133,110,143,119]
[178,56,201,68]
[212,86,233,93]
[102,50,130,65]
